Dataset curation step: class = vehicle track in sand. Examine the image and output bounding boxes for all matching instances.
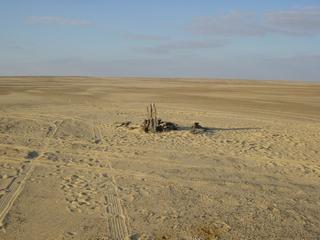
[0,164,34,227]
[94,124,130,239]
[0,121,59,228]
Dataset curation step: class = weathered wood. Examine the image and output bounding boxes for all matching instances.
[116,105,208,134]
[153,103,158,132]
[142,104,178,133]
[190,122,208,134]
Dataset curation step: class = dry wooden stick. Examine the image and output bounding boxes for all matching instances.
[153,103,158,132]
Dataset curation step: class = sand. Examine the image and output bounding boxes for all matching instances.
[0,76,319,240]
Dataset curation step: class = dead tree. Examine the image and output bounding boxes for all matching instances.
[143,103,159,133]
[117,104,208,134]
[142,103,178,133]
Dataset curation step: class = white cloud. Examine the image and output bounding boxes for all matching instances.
[189,6,320,37]
[27,16,91,26]
[189,11,269,36]
[266,6,320,35]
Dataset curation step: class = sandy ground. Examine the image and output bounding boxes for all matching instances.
[0,77,319,240]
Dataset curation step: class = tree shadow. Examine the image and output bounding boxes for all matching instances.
[210,127,261,131]
[178,126,260,132]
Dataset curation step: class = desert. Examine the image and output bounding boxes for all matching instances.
[0,77,319,239]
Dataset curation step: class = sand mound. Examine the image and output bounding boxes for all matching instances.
[0,117,51,137]
[54,119,95,141]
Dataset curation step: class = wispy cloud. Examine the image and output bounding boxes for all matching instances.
[266,6,320,35]
[27,16,91,26]
[142,39,229,54]
[189,11,269,37]
[189,6,320,37]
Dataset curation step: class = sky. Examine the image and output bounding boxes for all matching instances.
[1,0,320,81]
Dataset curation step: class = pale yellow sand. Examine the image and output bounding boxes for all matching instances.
[0,77,319,239]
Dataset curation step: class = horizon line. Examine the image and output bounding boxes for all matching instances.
[0,75,319,84]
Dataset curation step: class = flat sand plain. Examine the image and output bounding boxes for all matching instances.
[0,77,319,240]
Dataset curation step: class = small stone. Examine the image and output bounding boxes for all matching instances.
[1,174,8,179]
[130,233,141,240]
[26,151,39,159]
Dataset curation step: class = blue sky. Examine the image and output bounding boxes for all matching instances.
[1,0,320,81]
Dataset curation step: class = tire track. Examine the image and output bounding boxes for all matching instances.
[0,121,59,228]
[95,124,130,239]
[0,164,34,227]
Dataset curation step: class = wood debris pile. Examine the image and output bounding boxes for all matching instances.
[115,104,210,134]
[142,103,178,133]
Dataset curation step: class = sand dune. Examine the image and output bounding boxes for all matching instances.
[0,77,319,239]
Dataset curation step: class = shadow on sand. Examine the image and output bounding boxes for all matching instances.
[178,126,260,133]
